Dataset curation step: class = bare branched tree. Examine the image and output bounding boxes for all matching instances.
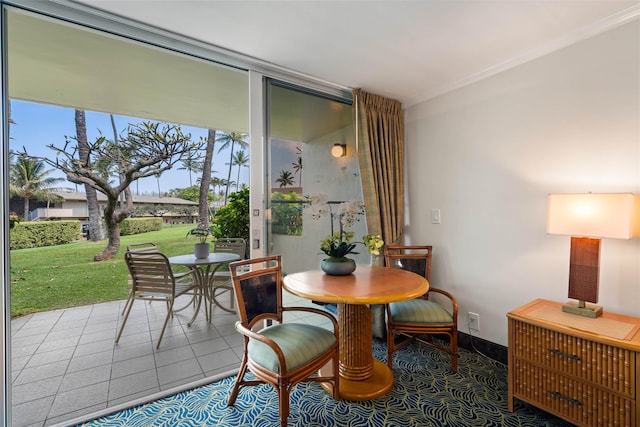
[21,122,202,261]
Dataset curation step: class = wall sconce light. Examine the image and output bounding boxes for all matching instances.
[547,193,639,317]
[331,144,346,158]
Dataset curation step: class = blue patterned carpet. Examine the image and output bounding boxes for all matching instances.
[80,340,573,426]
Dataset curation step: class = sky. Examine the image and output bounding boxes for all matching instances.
[8,100,250,196]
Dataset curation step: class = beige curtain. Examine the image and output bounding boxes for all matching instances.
[353,88,404,246]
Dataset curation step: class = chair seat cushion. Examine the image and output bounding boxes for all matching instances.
[390,299,453,324]
[248,323,336,373]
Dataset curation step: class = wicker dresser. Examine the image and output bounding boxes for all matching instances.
[508,299,640,427]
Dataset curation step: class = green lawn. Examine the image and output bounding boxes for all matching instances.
[9,223,199,318]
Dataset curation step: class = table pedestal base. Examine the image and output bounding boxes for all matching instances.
[320,359,393,401]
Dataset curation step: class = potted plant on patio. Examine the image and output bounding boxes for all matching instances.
[186,227,215,259]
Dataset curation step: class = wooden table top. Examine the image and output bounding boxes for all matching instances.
[283,265,428,305]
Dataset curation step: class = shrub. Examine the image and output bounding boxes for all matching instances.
[212,188,249,247]
[10,220,80,249]
[271,192,303,236]
[119,217,163,235]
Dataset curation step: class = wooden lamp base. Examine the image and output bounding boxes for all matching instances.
[562,300,603,318]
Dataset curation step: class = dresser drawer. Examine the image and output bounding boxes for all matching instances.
[513,321,636,398]
[514,359,635,427]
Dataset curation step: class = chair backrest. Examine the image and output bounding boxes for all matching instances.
[125,251,175,295]
[126,242,159,253]
[214,238,246,259]
[384,245,432,281]
[230,255,282,328]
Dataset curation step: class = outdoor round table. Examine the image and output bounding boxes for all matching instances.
[283,265,428,401]
[169,252,241,321]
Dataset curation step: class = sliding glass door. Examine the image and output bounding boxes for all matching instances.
[265,81,368,274]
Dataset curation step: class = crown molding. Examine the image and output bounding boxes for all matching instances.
[405,4,640,108]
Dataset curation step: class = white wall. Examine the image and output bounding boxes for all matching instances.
[404,20,640,347]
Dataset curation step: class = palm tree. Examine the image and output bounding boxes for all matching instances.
[275,170,295,188]
[76,109,104,241]
[292,155,302,187]
[9,156,63,220]
[216,131,248,204]
[198,129,216,228]
[231,150,249,190]
[179,150,203,187]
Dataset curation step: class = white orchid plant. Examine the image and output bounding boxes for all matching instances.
[306,194,384,260]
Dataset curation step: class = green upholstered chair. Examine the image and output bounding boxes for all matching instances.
[384,245,459,372]
[227,255,339,427]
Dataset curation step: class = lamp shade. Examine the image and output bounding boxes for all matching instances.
[547,193,639,239]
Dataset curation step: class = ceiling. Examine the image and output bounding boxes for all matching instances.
[72,0,640,107]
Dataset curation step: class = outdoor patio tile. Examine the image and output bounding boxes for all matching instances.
[157,358,202,386]
[111,354,155,379]
[78,328,116,345]
[11,324,49,338]
[26,347,75,369]
[37,335,80,353]
[11,343,40,360]
[10,395,54,427]
[161,373,206,391]
[82,319,118,335]
[222,332,243,348]
[11,376,63,406]
[190,336,229,357]
[154,345,196,367]
[58,307,92,321]
[46,402,106,427]
[66,349,113,373]
[149,331,191,350]
[72,338,116,358]
[11,333,48,348]
[214,322,237,336]
[107,387,158,408]
[13,360,69,386]
[113,329,151,345]
[197,348,240,373]
[11,355,30,373]
[49,318,88,332]
[59,364,112,392]
[112,341,154,363]
[48,381,110,419]
[44,326,84,341]
[204,364,239,378]
[108,369,160,401]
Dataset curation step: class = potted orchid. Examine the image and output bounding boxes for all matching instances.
[307,194,378,275]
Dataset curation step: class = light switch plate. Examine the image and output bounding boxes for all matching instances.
[431,209,441,224]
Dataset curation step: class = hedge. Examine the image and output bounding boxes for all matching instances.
[119,217,163,235]
[10,220,81,250]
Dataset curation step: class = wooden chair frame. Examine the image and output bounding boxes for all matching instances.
[384,245,459,372]
[227,255,340,427]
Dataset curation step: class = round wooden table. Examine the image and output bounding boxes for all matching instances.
[283,265,428,401]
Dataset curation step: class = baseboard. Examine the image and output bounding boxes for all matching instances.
[457,331,507,365]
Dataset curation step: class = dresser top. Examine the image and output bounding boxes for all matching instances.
[507,299,640,350]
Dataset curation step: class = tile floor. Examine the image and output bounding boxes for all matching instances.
[10,290,326,427]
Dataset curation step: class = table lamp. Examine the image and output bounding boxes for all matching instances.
[547,193,639,318]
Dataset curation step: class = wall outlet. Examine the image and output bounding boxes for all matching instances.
[468,312,480,331]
